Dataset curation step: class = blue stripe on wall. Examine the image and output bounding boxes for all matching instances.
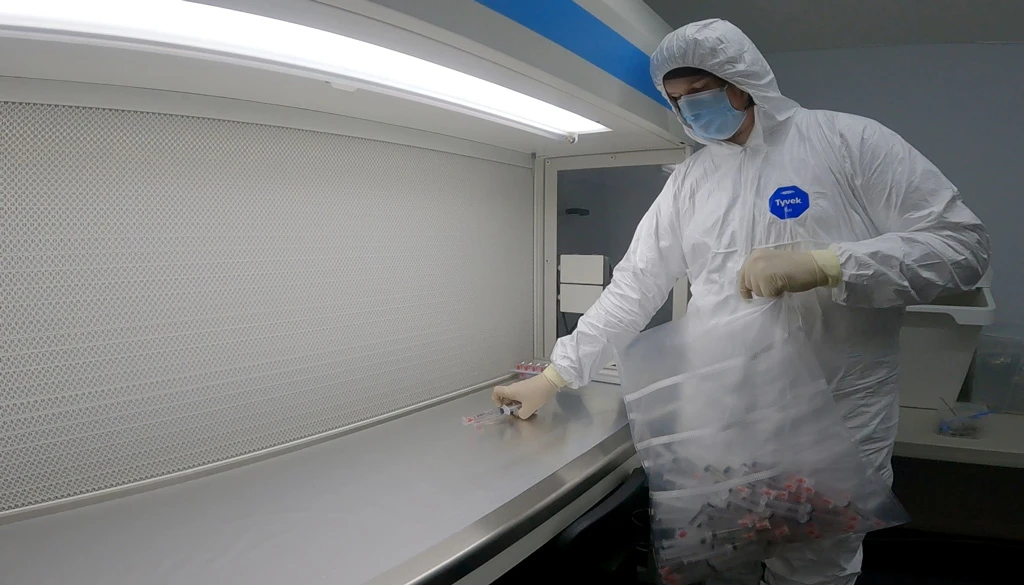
[474,0,670,108]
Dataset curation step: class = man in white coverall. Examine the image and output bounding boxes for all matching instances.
[494,18,991,585]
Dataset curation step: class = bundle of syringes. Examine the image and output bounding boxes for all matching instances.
[614,300,910,585]
[652,460,894,585]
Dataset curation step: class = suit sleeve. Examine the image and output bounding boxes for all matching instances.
[831,115,990,307]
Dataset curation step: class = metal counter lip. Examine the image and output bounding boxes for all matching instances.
[0,374,516,527]
[366,425,636,585]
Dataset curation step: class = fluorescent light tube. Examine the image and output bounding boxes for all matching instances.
[0,0,610,141]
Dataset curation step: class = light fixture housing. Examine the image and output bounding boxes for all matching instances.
[0,0,610,142]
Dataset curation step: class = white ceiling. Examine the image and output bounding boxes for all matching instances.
[643,0,1024,52]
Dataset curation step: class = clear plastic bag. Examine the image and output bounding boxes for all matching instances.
[615,298,908,585]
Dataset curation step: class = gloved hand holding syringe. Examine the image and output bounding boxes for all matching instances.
[462,402,522,426]
[463,359,564,425]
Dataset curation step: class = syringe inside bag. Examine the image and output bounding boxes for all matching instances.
[617,298,909,585]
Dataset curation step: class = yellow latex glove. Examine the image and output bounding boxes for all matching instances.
[492,366,566,420]
[738,249,841,300]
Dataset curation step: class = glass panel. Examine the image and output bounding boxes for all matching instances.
[556,164,674,337]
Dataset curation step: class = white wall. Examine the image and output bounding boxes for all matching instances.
[0,102,534,515]
[766,43,1024,327]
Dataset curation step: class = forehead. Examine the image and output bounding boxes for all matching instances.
[663,75,725,96]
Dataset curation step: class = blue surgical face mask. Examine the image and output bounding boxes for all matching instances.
[676,86,747,141]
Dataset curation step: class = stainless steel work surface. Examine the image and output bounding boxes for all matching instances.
[0,383,629,585]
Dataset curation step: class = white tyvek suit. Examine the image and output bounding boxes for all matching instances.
[550,18,990,585]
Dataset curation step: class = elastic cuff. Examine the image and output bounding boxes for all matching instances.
[810,249,842,288]
[542,365,568,388]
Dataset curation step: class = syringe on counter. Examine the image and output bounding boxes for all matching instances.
[462,402,522,426]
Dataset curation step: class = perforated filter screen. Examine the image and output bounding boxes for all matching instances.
[0,102,534,513]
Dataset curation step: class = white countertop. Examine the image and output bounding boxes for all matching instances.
[895,406,1024,468]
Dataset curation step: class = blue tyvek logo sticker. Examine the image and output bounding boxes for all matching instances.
[769,186,810,220]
